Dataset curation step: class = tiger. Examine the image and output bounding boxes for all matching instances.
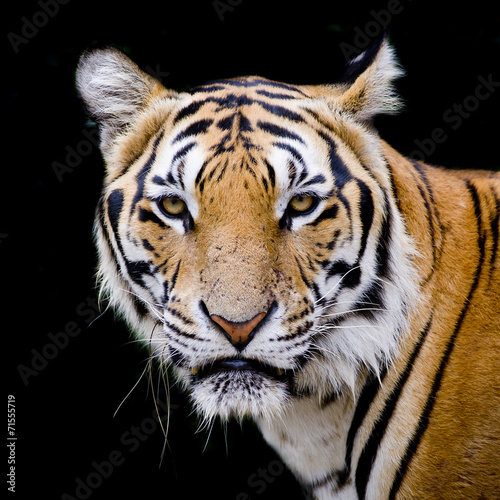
[76,35,499,499]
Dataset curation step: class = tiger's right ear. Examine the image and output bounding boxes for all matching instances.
[303,35,404,124]
[76,47,178,156]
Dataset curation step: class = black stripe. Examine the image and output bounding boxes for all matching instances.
[389,183,486,498]
[130,130,165,216]
[190,77,306,95]
[257,120,304,143]
[216,115,235,131]
[172,100,205,124]
[258,100,304,122]
[183,93,305,122]
[126,260,153,288]
[303,468,349,497]
[167,345,189,367]
[274,142,305,166]
[142,238,155,251]
[295,256,312,288]
[264,160,276,188]
[307,204,338,227]
[467,181,486,278]
[138,207,167,229]
[166,172,177,186]
[315,130,353,231]
[489,189,500,284]
[325,260,361,288]
[411,161,444,280]
[152,175,166,186]
[98,198,150,318]
[195,160,210,186]
[317,131,352,189]
[173,119,212,143]
[161,280,170,304]
[166,306,195,325]
[248,77,306,94]
[217,159,228,182]
[107,189,124,237]
[107,189,153,290]
[356,179,374,261]
[187,84,226,94]
[360,206,391,310]
[373,199,392,279]
[170,259,182,291]
[172,142,196,164]
[164,320,202,341]
[255,89,297,99]
[340,372,384,489]
[300,174,327,188]
[355,316,433,499]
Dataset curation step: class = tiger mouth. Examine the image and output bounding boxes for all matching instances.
[191,358,289,382]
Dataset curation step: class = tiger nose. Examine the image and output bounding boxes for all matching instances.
[210,311,267,351]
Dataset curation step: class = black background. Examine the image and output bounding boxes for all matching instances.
[5,1,499,499]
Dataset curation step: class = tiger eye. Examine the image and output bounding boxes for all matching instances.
[289,194,315,214]
[160,196,186,217]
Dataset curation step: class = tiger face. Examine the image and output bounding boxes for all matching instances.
[77,38,417,422]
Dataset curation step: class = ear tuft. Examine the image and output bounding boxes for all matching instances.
[336,35,404,122]
[76,47,166,144]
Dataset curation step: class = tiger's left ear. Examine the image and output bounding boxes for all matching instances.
[76,47,179,165]
[311,35,404,122]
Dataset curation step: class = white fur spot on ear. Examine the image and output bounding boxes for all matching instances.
[76,48,158,137]
[340,39,405,122]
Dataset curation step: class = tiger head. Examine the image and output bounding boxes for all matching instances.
[77,37,417,422]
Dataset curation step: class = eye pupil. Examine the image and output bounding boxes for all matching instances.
[160,196,186,216]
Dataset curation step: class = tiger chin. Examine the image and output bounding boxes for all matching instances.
[77,35,499,499]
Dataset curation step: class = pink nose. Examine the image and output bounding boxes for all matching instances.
[210,311,267,349]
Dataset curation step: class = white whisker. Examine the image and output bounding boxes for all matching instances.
[314,299,383,314]
[314,265,361,305]
[318,307,388,318]
[117,287,165,323]
[315,323,385,330]
[113,363,149,418]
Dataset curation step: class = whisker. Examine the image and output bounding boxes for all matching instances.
[117,287,165,323]
[318,307,388,318]
[113,363,149,418]
[314,265,362,305]
[314,299,385,314]
[315,324,385,330]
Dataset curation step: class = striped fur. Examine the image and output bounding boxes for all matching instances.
[77,37,499,499]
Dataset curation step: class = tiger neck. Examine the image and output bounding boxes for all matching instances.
[256,374,372,495]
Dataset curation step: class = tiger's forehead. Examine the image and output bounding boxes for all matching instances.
[144,76,336,204]
[172,75,311,155]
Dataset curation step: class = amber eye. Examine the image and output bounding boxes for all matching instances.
[288,194,317,215]
[159,196,186,217]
